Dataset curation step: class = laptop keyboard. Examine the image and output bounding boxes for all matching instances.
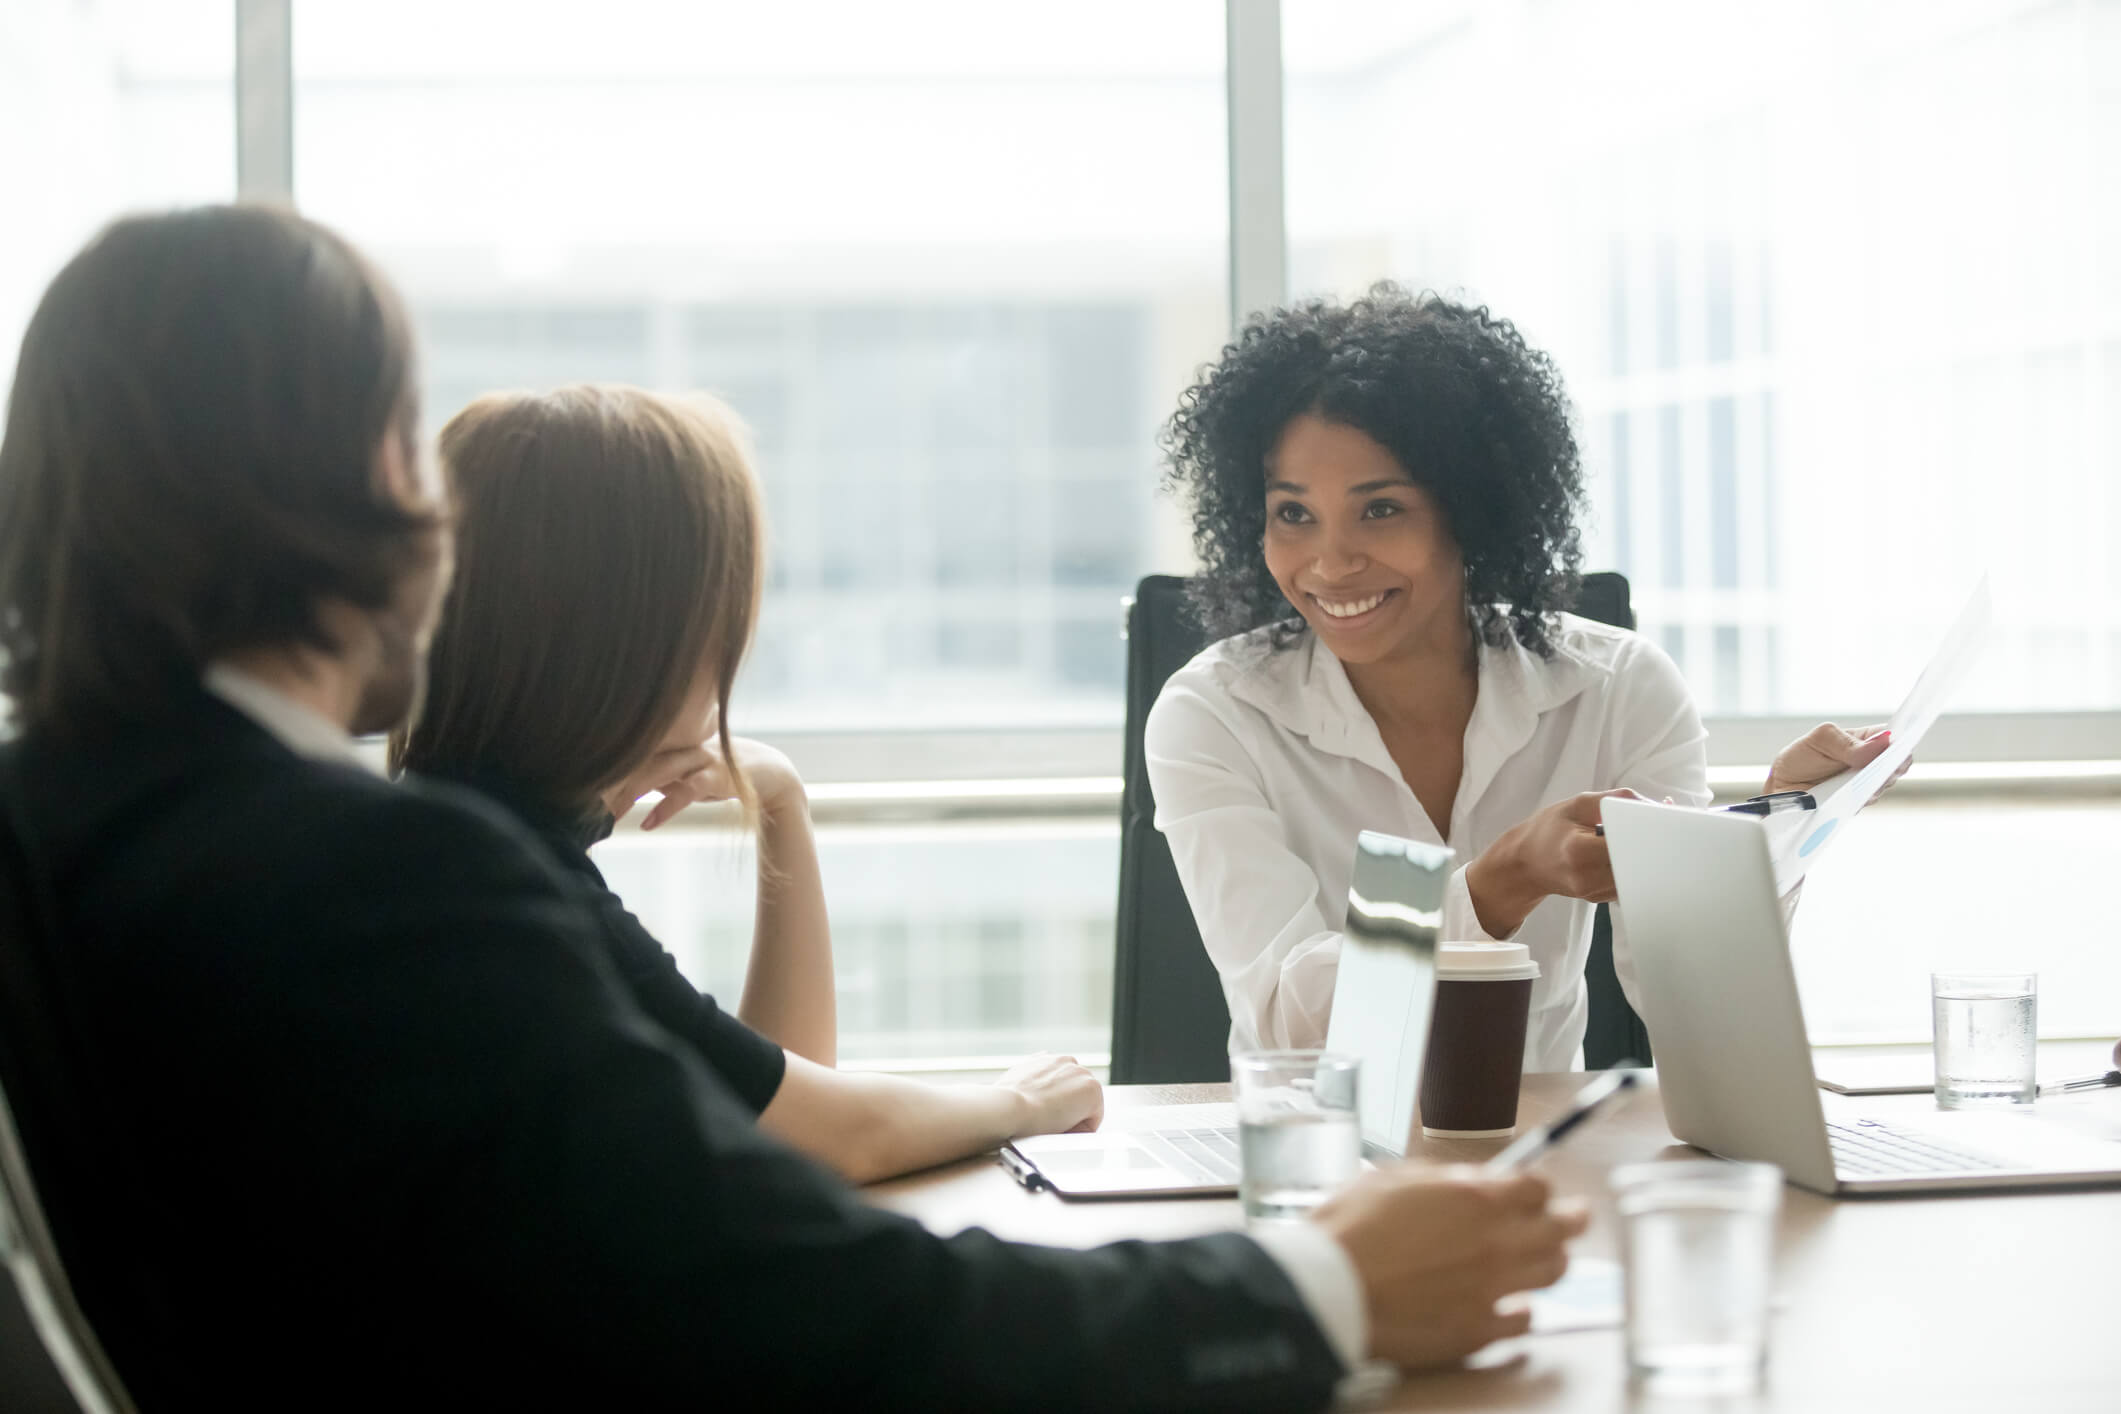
[1827,1118,2011,1177]
[1135,1126,1243,1185]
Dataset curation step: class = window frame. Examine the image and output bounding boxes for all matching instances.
[757,713,2121,790]
[237,0,2121,786]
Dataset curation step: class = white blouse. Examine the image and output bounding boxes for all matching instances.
[1145,613,1712,1072]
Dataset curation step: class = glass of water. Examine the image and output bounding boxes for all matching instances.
[1931,971,2037,1108]
[1614,1160,1782,1396]
[1231,1050,1360,1222]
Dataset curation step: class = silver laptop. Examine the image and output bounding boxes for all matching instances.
[1003,831,1451,1199]
[1601,795,2121,1196]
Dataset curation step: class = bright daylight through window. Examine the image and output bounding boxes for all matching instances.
[1286,0,2121,1046]
[1288,0,2121,719]
[5,0,2117,1062]
[1,0,234,394]
[293,0,1227,733]
[289,0,1228,1062]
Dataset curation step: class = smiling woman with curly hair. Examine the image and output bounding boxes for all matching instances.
[1147,284,1891,1067]
[1166,285,1585,657]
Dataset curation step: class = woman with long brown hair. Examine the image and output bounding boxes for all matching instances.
[393,384,1102,1180]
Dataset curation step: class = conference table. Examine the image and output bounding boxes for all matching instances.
[866,1074,2121,1412]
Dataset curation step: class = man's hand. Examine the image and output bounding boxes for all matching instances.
[994,1053,1104,1136]
[1765,723,1907,803]
[1310,1165,1589,1369]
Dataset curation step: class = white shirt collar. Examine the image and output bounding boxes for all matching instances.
[203,662,368,769]
[1225,616,1603,796]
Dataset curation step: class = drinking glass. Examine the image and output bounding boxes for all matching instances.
[1231,1050,1360,1221]
[1931,971,2037,1108]
[1614,1160,1782,1395]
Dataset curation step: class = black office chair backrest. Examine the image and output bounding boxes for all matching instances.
[0,764,140,1414]
[1110,576,1238,1084]
[1109,571,1650,1084]
[1564,578,1656,1071]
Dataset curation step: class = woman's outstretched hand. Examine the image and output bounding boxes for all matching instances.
[1465,788,1645,939]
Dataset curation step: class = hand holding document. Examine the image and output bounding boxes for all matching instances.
[1765,576,1992,893]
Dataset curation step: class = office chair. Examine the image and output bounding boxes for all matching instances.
[1110,576,1238,1085]
[0,771,139,1414]
[1109,572,1651,1084]
[1559,576,1656,1071]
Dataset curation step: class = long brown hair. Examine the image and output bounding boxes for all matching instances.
[391,385,764,814]
[0,205,434,736]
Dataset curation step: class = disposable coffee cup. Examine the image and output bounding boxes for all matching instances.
[1418,942,1540,1139]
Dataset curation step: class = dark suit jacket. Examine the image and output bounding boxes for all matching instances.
[0,690,1341,1411]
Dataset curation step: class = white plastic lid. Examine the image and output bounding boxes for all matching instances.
[1436,941,1540,982]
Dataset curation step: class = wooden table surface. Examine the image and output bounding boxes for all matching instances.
[866,1074,2121,1412]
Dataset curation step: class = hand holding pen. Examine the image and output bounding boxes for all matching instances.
[1483,1070,1639,1173]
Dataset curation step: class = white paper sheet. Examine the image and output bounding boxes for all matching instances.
[1769,576,1991,893]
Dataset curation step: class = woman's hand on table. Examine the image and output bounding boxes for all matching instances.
[995,1053,1104,1136]
[1311,1164,1590,1369]
[1464,789,1643,938]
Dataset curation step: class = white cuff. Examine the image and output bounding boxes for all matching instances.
[1443,865,1506,944]
[1244,1222,1367,1373]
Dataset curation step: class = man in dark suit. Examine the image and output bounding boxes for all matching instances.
[0,206,1585,1411]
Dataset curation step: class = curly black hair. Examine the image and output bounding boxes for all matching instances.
[1161,283,1585,658]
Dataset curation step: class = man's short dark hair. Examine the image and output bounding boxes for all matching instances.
[0,205,435,736]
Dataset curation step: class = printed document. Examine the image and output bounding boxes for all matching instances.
[1765,576,1991,893]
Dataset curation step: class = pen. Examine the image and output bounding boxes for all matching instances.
[2037,1070,2121,1097]
[1482,1070,1638,1173]
[1595,791,1816,837]
[1715,790,1819,818]
[997,1145,1049,1192]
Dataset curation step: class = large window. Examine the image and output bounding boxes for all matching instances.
[1283,0,2121,1049]
[600,821,1117,1062]
[0,0,234,392]
[1793,792,2121,1043]
[280,0,1226,1063]
[1285,0,2121,718]
[12,1,2118,1061]
[292,0,1226,729]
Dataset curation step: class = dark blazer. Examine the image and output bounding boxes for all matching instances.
[1,690,1342,1412]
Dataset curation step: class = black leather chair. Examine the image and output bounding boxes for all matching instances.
[0,772,140,1414]
[1109,572,1651,1084]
